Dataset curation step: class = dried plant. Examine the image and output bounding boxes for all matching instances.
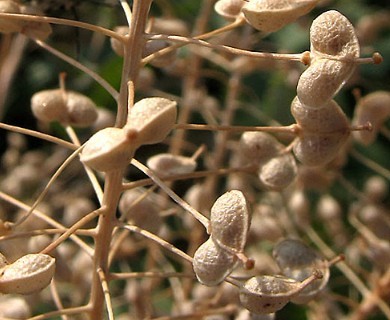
[0,1,388,319]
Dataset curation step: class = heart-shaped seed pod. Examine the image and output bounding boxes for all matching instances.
[272,239,329,304]
[258,153,297,191]
[193,237,237,286]
[64,91,98,127]
[293,131,349,166]
[242,0,318,33]
[291,97,349,133]
[31,89,68,123]
[310,10,360,58]
[297,59,355,108]
[31,89,98,127]
[0,253,55,295]
[118,188,162,234]
[146,153,197,177]
[126,97,177,146]
[239,132,282,164]
[19,4,52,41]
[0,0,22,34]
[239,273,319,314]
[352,91,390,145]
[210,190,250,253]
[214,0,244,20]
[80,127,138,172]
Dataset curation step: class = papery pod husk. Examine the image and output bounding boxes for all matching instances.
[242,0,319,33]
[210,190,251,253]
[0,254,55,295]
[126,97,177,146]
[193,237,237,286]
[0,0,23,34]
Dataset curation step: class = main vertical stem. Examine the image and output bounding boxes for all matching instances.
[89,1,152,319]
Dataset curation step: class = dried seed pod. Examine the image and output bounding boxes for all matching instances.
[287,189,310,227]
[214,0,244,20]
[363,175,388,203]
[239,273,319,314]
[150,17,189,36]
[19,4,52,40]
[239,132,282,164]
[146,153,197,177]
[0,0,22,34]
[193,237,237,286]
[143,40,176,68]
[291,97,349,133]
[242,0,318,33]
[272,239,329,304]
[80,127,138,172]
[352,91,390,145]
[0,296,31,318]
[110,26,128,57]
[236,309,275,320]
[297,59,355,108]
[0,252,8,268]
[258,153,297,191]
[0,253,55,294]
[31,89,98,127]
[65,91,98,127]
[293,132,349,166]
[31,89,68,123]
[126,97,177,146]
[210,190,250,253]
[310,10,360,58]
[118,188,162,234]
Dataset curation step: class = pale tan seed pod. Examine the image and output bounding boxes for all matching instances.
[250,204,283,242]
[150,17,189,36]
[0,253,55,295]
[80,127,138,172]
[92,108,116,132]
[239,132,282,164]
[214,0,244,20]
[239,274,315,314]
[63,197,96,227]
[0,296,31,318]
[293,131,349,166]
[146,153,197,177]
[193,237,237,286]
[258,153,297,191]
[291,97,349,133]
[352,91,390,145]
[297,59,355,108]
[242,0,319,33]
[356,11,390,45]
[118,188,162,234]
[0,0,22,34]
[310,10,360,58]
[235,309,275,320]
[126,97,177,146]
[287,189,310,227]
[31,89,68,123]
[273,239,329,304]
[110,26,128,57]
[65,91,98,127]
[363,175,388,203]
[210,190,250,253]
[19,4,52,40]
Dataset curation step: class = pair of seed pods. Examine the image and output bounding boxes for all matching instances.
[193,190,251,286]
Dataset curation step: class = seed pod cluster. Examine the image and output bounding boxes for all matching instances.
[242,0,319,33]
[31,89,98,127]
[193,190,251,286]
[291,97,350,166]
[80,97,177,172]
[297,10,360,108]
[239,132,297,190]
[0,253,55,295]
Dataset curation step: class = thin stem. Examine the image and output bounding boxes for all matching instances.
[119,0,132,26]
[97,268,114,320]
[50,278,69,320]
[175,123,300,134]
[145,34,308,63]
[0,122,77,150]
[350,148,390,180]
[35,39,119,101]
[131,159,210,230]
[109,271,194,281]
[120,223,193,264]
[28,306,90,320]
